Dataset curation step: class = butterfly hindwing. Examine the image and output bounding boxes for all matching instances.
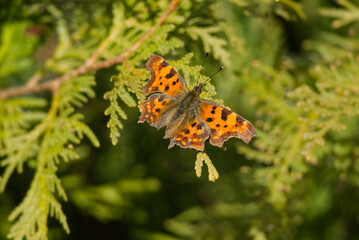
[138,93,176,129]
[168,117,210,151]
[198,99,256,148]
[143,55,189,97]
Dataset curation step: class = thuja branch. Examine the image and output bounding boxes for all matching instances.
[0,0,180,100]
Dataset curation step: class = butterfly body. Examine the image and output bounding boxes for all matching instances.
[171,85,201,121]
[161,88,202,140]
[138,55,256,151]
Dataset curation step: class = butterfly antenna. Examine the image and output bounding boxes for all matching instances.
[196,51,209,86]
[202,66,224,85]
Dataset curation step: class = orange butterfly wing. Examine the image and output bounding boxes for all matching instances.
[138,93,177,129]
[198,100,256,148]
[168,117,210,151]
[143,55,188,97]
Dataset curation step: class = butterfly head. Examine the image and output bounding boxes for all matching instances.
[194,83,203,96]
[194,66,223,95]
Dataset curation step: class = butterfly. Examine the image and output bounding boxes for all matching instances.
[138,55,256,151]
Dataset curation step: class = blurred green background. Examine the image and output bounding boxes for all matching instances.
[1,0,359,239]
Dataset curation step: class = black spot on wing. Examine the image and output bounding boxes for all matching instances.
[184,129,190,134]
[164,85,169,91]
[158,96,164,102]
[165,69,176,79]
[221,108,231,121]
[236,115,244,123]
[152,86,159,91]
[191,122,197,127]
[206,118,213,122]
[160,61,169,68]
[155,108,160,112]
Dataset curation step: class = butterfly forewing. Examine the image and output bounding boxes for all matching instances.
[143,55,189,97]
[198,99,256,147]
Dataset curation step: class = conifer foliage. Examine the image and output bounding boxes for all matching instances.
[1,0,359,239]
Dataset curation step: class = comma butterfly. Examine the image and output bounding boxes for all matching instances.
[138,55,256,151]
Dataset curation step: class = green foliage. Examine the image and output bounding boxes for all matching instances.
[319,0,359,29]
[1,0,359,240]
[164,201,260,239]
[194,152,219,182]
[237,56,359,206]
[104,24,183,145]
[185,24,231,66]
[1,77,99,239]
[0,5,101,237]
[58,76,97,111]
[1,0,229,238]
[104,75,134,145]
[70,177,161,222]
[0,22,38,84]
[228,0,305,20]
[7,167,70,240]
[0,98,47,191]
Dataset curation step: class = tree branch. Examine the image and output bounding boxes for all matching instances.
[0,0,180,100]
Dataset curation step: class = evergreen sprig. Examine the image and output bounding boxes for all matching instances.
[185,25,231,66]
[104,75,136,145]
[0,22,38,79]
[319,0,359,29]
[195,152,219,182]
[0,1,185,238]
[1,0,251,238]
[238,55,359,206]
[3,74,99,239]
